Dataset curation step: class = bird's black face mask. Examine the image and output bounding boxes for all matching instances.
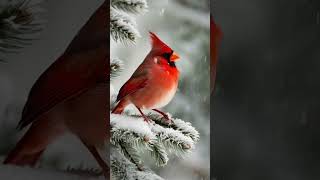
[162,51,176,67]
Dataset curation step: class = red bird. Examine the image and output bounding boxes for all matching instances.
[112,32,180,122]
[4,1,109,178]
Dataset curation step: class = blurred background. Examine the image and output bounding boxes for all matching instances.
[111,0,210,179]
[212,0,320,179]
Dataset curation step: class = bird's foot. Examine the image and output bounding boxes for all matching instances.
[135,106,152,124]
[162,114,171,124]
[152,109,172,124]
[143,116,152,123]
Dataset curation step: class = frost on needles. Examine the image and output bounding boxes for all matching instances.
[110,0,148,43]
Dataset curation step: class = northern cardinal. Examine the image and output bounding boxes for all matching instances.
[4,1,109,178]
[112,32,180,122]
[210,15,222,93]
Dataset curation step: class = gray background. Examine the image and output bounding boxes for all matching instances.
[212,0,320,179]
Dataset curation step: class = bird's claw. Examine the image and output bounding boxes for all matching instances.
[163,114,171,124]
[143,117,152,123]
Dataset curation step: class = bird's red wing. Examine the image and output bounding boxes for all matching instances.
[116,75,148,102]
[19,48,107,129]
[18,1,108,129]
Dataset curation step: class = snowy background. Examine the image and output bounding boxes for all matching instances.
[111,0,210,179]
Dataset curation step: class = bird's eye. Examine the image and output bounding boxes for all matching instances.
[162,53,171,60]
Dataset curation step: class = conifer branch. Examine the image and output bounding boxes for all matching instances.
[110,7,140,43]
[110,58,124,79]
[0,0,44,60]
[111,145,164,180]
[111,0,148,14]
[110,112,200,168]
[149,140,168,166]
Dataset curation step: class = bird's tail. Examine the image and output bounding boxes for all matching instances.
[112,99,128,114]
[3,146,44,167]
[3,118,65,166]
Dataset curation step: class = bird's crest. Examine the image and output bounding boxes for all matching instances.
[149,32,172,52]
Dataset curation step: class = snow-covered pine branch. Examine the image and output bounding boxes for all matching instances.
[110,7,140,43]
[110,0,148,43]
[149,113,200,142]
[110,58,124,79]
[111,0,148,14]
[111,145,164,180]
[0,0,44,60]
[110,112,200,169]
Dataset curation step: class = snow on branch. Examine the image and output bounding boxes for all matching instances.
[110,0,148,43]
[0,0,44,60]
[110,7,140,43]
[111,145,164,180]
[110,111,200,169]
[111,114,156,168]
[149,113,200,142]
[111,0,148,14]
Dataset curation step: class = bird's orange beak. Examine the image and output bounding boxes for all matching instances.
[170,52,180,61]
